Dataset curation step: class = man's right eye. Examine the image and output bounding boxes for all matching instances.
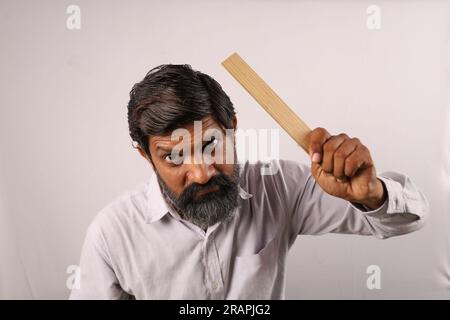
[164,151,183,165]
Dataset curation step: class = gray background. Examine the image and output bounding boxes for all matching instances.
[0,0,449,299]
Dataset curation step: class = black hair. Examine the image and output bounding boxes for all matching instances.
[127,64,236,157]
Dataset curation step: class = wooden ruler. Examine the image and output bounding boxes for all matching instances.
[221,52,311,154]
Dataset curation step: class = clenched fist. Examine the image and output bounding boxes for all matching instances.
[307,127,387,210]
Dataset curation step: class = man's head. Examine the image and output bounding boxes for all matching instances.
[127,64,240,228]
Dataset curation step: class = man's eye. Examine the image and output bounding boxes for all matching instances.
[203,136,218,150]
[164,151,183,164]
[164,154,173,162]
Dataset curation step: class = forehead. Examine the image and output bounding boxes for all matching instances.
[149,116,222,149]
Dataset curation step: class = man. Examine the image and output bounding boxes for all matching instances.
[70,64,429,299]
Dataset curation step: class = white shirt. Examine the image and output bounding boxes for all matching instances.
[70,160,429,299]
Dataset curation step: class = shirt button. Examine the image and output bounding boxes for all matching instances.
[212,282,218,291]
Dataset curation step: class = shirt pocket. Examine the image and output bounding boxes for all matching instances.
[228,235,281,299]
[234,234,279,266]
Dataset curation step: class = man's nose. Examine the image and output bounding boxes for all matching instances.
[186,162,217,185]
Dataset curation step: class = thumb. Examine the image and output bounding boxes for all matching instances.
[308,142,323,180]
[309,143,322,164]
[306,127,329,164]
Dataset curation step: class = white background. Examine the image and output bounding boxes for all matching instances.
[0,0,449,299]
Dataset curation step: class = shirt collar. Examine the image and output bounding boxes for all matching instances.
[145,171,253,224]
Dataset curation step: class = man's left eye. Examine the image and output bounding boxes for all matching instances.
[204,136,218,149]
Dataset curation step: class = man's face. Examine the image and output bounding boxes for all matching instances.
[144,116,240,228]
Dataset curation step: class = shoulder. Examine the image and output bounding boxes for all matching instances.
[239,159,312,215]
[241,159,311,190]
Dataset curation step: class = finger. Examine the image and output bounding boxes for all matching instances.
[321,133,350,174]
[308,127,331,163]
[344,145,371,177]
[311,161,323,181]
[333,138,359,179]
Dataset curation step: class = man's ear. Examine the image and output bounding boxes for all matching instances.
[232,116,237,129]
[137,146,154,168]
[137,146,147,159]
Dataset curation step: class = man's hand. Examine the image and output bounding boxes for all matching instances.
[306,127,387,210]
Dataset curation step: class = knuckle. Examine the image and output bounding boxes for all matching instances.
[345,157,357,168]
[360,144,369,153]
[315,127,326,134]
[334,150,345,159]
[313,127,329,139]
[323,142,334,153]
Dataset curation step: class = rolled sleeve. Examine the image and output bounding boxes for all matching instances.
[349,172,429,239]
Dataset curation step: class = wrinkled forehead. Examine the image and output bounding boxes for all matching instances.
[149,116,225,150]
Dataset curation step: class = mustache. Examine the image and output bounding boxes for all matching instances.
[177,173,237,205]
[156,164,241,228]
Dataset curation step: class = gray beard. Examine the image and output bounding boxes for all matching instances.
[156,164,241,229]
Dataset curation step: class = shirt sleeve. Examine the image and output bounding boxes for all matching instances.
[69,220,133,300]
[278,160,430,244]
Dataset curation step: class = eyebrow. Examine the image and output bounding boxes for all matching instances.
[155,137,216,156]
[155,145,173,155]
